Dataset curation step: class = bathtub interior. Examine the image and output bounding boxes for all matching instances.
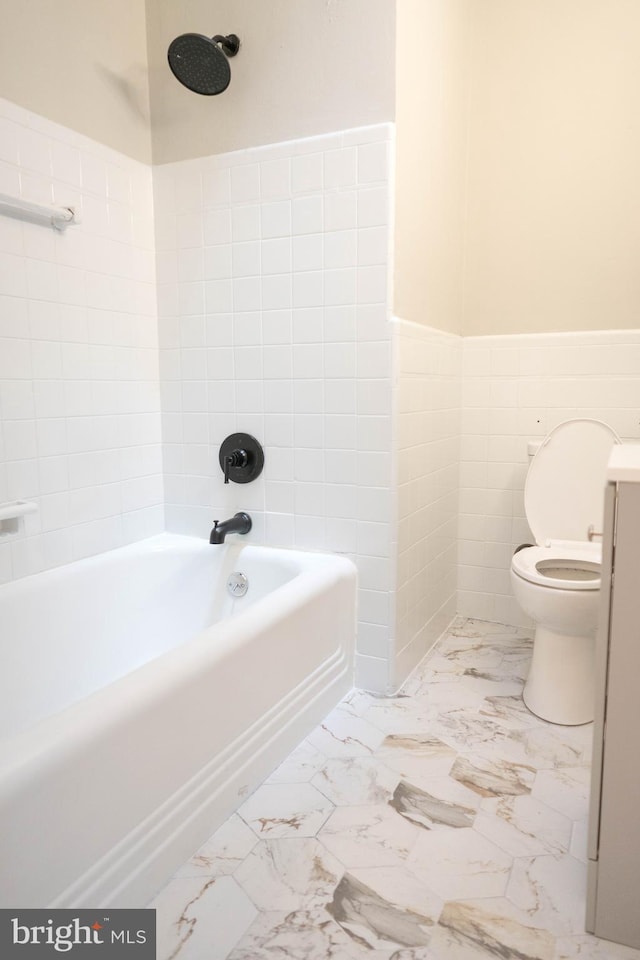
[0,534,306,741]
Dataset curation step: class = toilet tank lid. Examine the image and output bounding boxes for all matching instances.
[525,419,621,545]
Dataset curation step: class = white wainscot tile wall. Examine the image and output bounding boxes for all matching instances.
[394,320,461,688]
[0,98,163,584]
[153,124,395,692]
[458,330,640,625]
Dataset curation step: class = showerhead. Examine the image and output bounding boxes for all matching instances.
[167,33,240,96]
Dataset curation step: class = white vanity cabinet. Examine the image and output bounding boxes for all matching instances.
[587,445,640,949]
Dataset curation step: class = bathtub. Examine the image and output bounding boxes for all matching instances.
[0,533,356,908]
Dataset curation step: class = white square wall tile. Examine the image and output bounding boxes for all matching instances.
[358,341,390,378]
[324,191,357,232]
[260,158,291,200]
[293,344,323,379]
[292,154,323,194]
[261,238,291,275]
[324,379,356,414]
[357,265,387,304]
[18,127,52,176]
[261,201,291,239]
[262,274,292,311]
[324,230,357,269]
[230,164,260,203]
[3,420,37,460]
[51,140,82,187]
[232,241,260,278]
[293,448,324,481]
[358,142,389,184]
[325,268,357,307]
[323,147,357,189]
[233,277,261,312]
[293,272,323,309]
[205,245,232,280]
[202,167,230,207]
[264,380,293,414]
[325,517,357,553]
[325,414,356,450]
[234,346,262,380]
[292,307,323,343]
[292,196,323,236]
[293,379,323,413]
[1,380,35,419]
[232,204,260,242]
[292,234,323,272]
[324,305,356,342]
[295,514,326,549]
[6,459,39,499]
[262,310,292,345]
[294,414,323,448]
[358,187,388,227]
[204,208,232,244]
[265,511,295,546]
[355,653,389,692]
[358,226,388,266]
[324,343,356,379]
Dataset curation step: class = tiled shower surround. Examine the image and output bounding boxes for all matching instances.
[0,97,163,584]
[153,124,396,691]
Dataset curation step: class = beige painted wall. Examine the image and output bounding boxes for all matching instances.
[146,0,396,164]
[464,0,640,335]
[0,0,151,162]
[393,0,473,335]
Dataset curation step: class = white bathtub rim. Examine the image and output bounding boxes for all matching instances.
[0,532,347,603]
[0,551,356,782]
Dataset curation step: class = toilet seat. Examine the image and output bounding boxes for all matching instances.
[524,419,621,545]
[512,544,601,591]
[513,419,619,592]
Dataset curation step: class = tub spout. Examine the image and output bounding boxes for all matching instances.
[210,512,252,544]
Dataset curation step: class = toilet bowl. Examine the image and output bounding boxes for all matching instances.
[511,419,621,725]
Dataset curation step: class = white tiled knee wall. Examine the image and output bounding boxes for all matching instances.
[0,98,163,585]
[153,124,396,691]
[394,319,461,687]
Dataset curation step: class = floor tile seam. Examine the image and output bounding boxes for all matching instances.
[316,817,424,867]
[314,844,415,881]
[310,777,401,808]
[235,881,340,921]
[470,814,572,861]
[470,744,582,775]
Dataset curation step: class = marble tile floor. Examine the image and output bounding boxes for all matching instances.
[150,618,640,960]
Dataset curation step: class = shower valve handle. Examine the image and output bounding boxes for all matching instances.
[223,449,248,484]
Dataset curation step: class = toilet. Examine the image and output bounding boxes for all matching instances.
[511,419,621,725]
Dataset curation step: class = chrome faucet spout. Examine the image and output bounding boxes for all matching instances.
[209,512,252,544]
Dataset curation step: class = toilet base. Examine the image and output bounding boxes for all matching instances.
[523,625,595,726]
